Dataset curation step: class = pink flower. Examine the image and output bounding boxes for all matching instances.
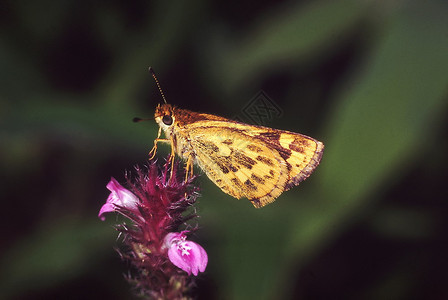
[99,161,205,298]
[164,231,208,276]
[98,177,140,221]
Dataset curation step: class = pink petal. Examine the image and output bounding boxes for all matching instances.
[98,203,115,221]
[98,177,140,221]
[168,246,193,274]
[164,232,208,276]
[195,242,208,273]
[106,178,139,210]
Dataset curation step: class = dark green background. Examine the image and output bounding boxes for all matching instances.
[1,1,448,299]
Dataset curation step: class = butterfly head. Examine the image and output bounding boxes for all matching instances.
[155,103,177,133]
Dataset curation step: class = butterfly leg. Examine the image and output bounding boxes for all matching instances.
[184,153,194,182]
[169,135,177,180]
[149,127,170,160]
[182,153,194,201]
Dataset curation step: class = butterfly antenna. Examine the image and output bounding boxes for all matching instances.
[148,67,167,104]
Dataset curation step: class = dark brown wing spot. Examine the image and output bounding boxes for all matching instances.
[217,158,239,174]
[256,155,274,166]
[289,137,311,153]
[244,179,257,191]
[264,169,275,180]
[234,151,256,169]
[247,144,263,153]
[289,144,304,153]
[231,178,243,189]
[288,140,304,153]
[222,139,233,145]
[257,132,281,142]
[199,140,220,153]
[277,147,292,160]
[251,174,265,184]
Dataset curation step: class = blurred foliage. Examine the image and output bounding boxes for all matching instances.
[1,0,448,299]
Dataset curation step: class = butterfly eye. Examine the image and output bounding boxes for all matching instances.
[162,115,173,126]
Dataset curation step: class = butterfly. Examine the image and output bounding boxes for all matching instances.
[144,68,324,208]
